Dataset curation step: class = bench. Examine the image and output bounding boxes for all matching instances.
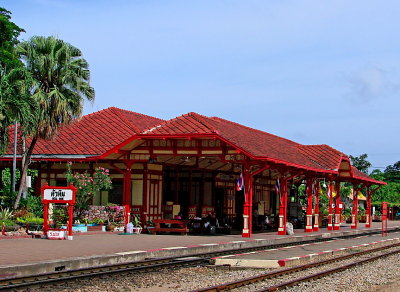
[150,219,189,235]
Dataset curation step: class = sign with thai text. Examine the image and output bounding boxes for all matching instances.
[44,189,73,201]
[41,183,76,204]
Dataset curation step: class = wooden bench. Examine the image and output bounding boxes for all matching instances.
[150,219,189,235]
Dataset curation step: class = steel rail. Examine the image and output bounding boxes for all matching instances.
[0,228,397,290]
[259,248,400,292]
[195,242,400,292]
[0,256,206,290]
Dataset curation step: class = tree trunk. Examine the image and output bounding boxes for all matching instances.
[14,137,37,209]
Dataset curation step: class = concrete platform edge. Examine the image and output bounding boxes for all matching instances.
[1,226,398,279]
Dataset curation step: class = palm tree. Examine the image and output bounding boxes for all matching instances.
[14,36,95,208]
[0,65,35,152]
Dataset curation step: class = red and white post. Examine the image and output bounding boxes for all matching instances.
[278,177,288,235]
[365,186,372,228]
[305,178,313,232]
[242,167,252,238]
[327,182,334,231]
[334,181,341,230]
[313,181,320,232]
[351,187,358,229]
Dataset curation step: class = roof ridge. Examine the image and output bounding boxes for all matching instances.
[187,112,218,134]
[141,112,217,134]
[299,144,347,157]
[211,116,300,145]
[109,106,165,122]
[109,107,141,133]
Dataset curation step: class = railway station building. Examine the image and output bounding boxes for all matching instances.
[0,107,385,237]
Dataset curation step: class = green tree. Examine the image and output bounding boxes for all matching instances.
[0,65,36,153]
[0,7,24,69]
[0,7,36,202]
[384,161,400,183]
[370,163,400,205]
[349,153,371,174]
[13,36,95,209]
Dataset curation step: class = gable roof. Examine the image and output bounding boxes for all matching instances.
[2,107,384,185]
[141,112,344,172]
[5,107,164,157]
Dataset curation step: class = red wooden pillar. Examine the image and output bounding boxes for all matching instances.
[327,182,334,230]
[334,181,341,230]
[365,186,372,228]
[278,177,288,235]
[248,173,254,237]
[313,181,320,232]
[68,204,74,238]
[351,187,358,229]
[141,164,148,225]
[174,168,179,203]
[43,203,49,235]
[123,167,132,206]
[122,161,134,230]
[242,167,252,238]
[305,178,313,232]
[189,170,193,205]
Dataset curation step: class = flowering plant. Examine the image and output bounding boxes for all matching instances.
[66,162,112,220]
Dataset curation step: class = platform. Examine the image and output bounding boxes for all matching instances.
[0,221,398,279]
[212,231,400,268]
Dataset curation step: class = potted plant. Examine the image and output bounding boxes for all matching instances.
[106,219,116,231]
[132,215,142,234]
[358,207,366,222]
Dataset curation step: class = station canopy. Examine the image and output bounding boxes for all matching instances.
[2,107,384,186]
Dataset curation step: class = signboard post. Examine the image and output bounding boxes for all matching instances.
[42,183,76,240]
[382,202,388,237]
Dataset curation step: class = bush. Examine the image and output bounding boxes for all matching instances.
[13,208,31,219]
[0,206,13,221]
[1,219,16,226]
[16,216,44,225]
[52,206,69,227]
[27,195,43,217]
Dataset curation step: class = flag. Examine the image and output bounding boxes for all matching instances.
[275,179,280,195]
[327,183,332,198]
[236,173,244,191]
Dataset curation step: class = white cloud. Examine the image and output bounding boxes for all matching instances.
[346,67,399,103]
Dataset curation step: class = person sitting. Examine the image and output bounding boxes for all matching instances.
[218,213,231,234]
[174,212,183,220]
[203,213,218,235]
[264,214,273,230]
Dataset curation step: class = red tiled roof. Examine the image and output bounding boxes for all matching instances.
[297,144,346,171]
[142,112,340,172]
[208,116,322,168]
[5,107,164,156]
[352,167,386,185]
[2,108,384,185]
[143,112,216,135]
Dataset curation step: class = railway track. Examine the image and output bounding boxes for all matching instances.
[0,229,397,290]
[195,241,400,291]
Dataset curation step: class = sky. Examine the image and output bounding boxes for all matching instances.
[3,0,400,170]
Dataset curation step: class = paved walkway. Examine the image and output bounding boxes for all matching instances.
[212,230,400,267]
[0,221,398,278]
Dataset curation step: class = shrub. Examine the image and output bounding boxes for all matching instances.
[1,219,16,226]
[52,206,69,227]
[65,162,112,221]
[27,195,43,217]
[16,216,44,225]
[0,206,13,221]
